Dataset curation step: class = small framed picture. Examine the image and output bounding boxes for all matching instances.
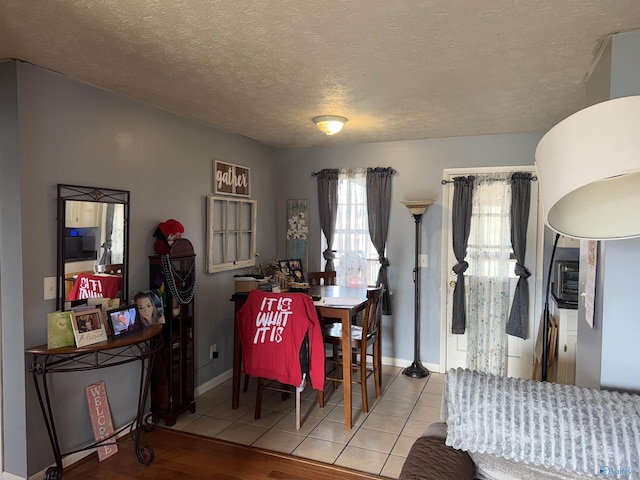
[71,308,108,347]
[133,289,165,326]
[278,259,305,284]
[279,260,291,276]
[106,305,142,338]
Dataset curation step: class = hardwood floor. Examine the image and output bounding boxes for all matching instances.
[62,427,390,480]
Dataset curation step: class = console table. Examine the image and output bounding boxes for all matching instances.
[26,324,163,480]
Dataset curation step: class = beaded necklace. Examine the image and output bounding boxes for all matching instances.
[161,254,196,304]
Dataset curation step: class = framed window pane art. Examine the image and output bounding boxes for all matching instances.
[206,196,256,273]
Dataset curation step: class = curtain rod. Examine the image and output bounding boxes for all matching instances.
[441,175,537,185]
[311,167,398,177]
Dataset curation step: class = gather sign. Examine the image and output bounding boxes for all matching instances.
[214,160,251,197]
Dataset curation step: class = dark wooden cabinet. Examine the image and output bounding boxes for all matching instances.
[149,238,196,426]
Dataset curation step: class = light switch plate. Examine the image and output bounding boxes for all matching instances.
[44,277,56,300]
[418,254,429,268]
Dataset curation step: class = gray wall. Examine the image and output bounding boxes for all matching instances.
[575,241,603,389]
[599,239,640,391]
[0,61,28,478]
[598,31,640,391]
[575,31,640,392]
[610,31,640,98]
[276,136,541,366]
[4,61,278,476]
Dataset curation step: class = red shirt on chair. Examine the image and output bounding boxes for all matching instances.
[237,290,324,391]
[68,273,122,301]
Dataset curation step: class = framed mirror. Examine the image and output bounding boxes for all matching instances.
[56,184,130,311]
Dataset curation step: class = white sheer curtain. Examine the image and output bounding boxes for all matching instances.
[332,168,370,287]
[112,204,125,264]
[466,173,512,376]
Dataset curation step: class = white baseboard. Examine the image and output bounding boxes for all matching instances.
[28,449,93,480]
[195,368,233,396]
[3,471,26,480]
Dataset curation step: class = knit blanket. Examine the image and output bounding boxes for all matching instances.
[443,368,640,477]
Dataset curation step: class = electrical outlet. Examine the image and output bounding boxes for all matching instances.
[44,277,56,300]
[419,254,429,268]
[209,344,218,360]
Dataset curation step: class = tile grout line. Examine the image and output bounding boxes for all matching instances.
[173,367,444,478]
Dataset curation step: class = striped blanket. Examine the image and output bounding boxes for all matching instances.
[443,368,640,477]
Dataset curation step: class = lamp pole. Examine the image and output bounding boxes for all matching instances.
[402,201,432,379]
[542,233,561,381]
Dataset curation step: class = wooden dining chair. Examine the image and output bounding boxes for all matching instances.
[255,335,310,430]
[321,285,384,413]
[307,270,340,363]
[307,270,337,286]
[237,291,325,430]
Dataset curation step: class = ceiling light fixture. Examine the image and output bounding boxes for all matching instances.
[313,115,348,135]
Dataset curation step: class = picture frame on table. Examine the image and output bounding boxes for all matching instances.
[71,308,108,347]
[95,298,121,336]
[79,297,121,336]
[133,289,165,326]
[278,258,305,284]
[47,310,76,349]
[107,304,142,338]
[278,260,291,276]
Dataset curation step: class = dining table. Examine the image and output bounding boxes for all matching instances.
[230,284,368,430]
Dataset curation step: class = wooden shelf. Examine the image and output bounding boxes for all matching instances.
[148,239,196,426]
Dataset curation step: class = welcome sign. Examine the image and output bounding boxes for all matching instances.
[214,160,250,197]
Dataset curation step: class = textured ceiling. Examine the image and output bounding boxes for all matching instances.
[1,1,640,148]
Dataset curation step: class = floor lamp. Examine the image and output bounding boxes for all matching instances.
[402,200,433,379]
[536,96,640,380]
[541,232,560,382]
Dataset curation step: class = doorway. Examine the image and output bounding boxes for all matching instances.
[440,166,543,378]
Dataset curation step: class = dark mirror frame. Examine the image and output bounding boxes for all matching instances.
[56,184,130,311]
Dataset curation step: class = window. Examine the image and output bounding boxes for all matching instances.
[322,169,378,287]
[206,196,256,273]
[465,177,519,279]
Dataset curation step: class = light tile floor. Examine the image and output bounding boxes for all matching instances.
[167,366,444,478]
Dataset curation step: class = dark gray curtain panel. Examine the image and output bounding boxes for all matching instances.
[366,167,395,315]
[316,169,340,271]
[451,176,474,334]
[506,172,533,339]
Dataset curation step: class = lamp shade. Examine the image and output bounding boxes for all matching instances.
[402,200,433,216]
[535,95,640,240]
[313,116,347,135]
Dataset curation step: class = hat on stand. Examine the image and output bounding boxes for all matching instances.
[153,219,184,254]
